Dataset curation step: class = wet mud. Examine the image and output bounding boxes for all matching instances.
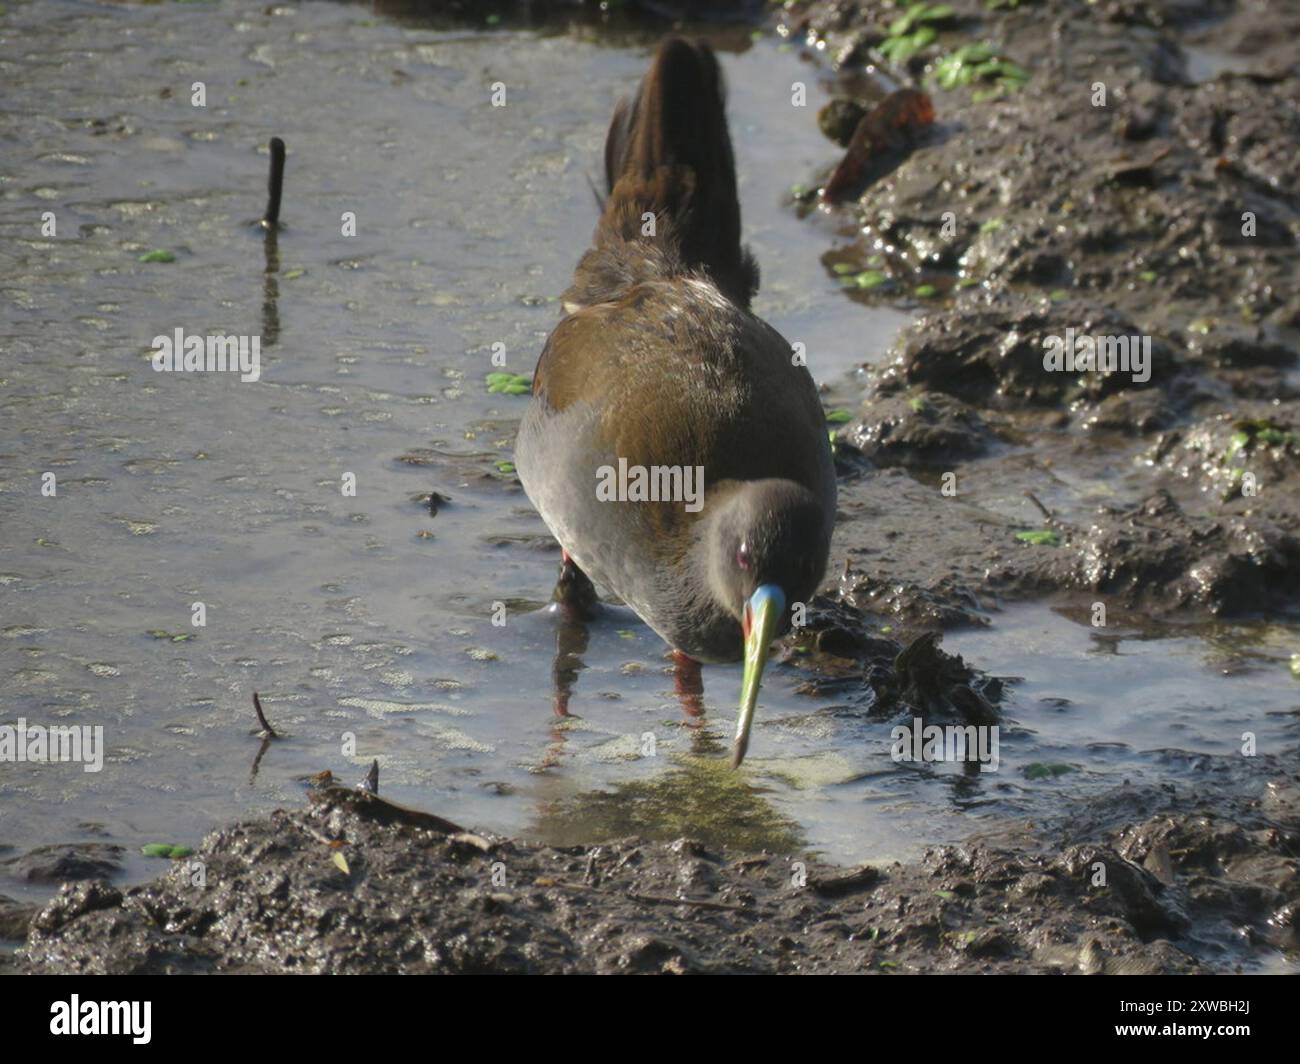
[783,0,1300,628]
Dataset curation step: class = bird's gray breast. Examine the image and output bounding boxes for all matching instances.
[517,397,741,661]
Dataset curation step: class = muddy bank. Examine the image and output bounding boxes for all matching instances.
[777,0,1300,627]
[13,750,1297,974]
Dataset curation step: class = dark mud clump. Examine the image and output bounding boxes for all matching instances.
[16,760,1298,974]
[2,843,125,884]
[783,0,1300,625]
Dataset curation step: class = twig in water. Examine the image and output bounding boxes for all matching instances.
[1023,490,1055,523]
[252,691,279,739]
[261,137,285,229]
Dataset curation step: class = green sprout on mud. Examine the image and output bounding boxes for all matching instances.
[1227,419,1299,456]
[825,409,853,424]
[841,269,890,290]
[915,283,938,298]
[889,2,956,36]
[494,460,516,475]
[879,4,954,64]
[881,27,937,63]
[933,44,1029,97]
[138,249,175,263]
[486,372,531,395]
[1015,529,1059,546]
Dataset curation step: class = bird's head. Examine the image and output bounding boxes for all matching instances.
[706,479,830,767]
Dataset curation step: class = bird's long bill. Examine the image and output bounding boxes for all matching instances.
[731,584,786,768]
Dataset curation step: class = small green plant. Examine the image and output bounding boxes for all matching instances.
[879,3,955,63]
[486,372,531,395]
[850,269,890,290]
[888,2,956,36]
[934,44,1029,94]
[1227,419,1299,456]
[881,26,937,63]
[1015,529,1060,547]
[141,843,194,858]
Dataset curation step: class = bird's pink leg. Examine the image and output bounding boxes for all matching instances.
[671,649,704,720]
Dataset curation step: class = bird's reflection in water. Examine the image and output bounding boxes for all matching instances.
[530,754,805,856]
[550,602,590,721]
[546,551,595,718]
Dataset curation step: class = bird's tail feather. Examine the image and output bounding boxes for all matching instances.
[567,38,757,310]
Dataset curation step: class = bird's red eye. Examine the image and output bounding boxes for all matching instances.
[736,543,751,569]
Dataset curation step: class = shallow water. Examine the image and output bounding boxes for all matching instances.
[1,0,1297,934]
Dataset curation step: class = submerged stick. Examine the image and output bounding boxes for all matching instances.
[252,691,279,739]
[262,136,285,229]
[1024,490,1055,523]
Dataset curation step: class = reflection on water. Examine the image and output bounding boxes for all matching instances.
[535,754,805,856]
